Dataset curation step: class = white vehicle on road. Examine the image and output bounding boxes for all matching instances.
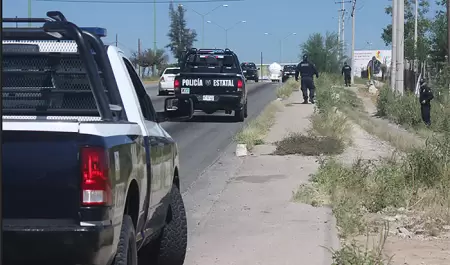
[159,67,181,96]
[268,62,282,82]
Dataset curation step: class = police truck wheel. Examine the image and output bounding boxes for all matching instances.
[112,215,138,265]
[155,185,187,265]
[255,78,259,82]
[243,101,248,118]
[234,107,245,122]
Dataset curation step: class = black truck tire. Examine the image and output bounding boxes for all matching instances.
[255,78,259,82]
[234,104,245,122]
[156,185,187,265]
[113,215,138,265]
[243,101,248,118]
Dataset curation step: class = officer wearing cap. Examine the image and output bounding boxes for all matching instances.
[295,54,319,104]
[341,62,352,87]
[419,78,434,126]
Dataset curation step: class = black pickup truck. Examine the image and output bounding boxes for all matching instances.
[241,62,259,82]
[282,64,297,82]
[173,48,248,122]
[2,12,193,265]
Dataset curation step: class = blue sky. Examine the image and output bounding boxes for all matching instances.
[2,0,443,64]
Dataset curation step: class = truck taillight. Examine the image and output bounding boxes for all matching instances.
[237,79,243,90]
[80,146,112,206]
[174,79,180,89]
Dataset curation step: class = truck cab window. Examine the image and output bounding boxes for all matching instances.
[122,58,156,121]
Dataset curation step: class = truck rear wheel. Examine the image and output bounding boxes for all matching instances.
[234,104,245,122]
[244,101,248,118]
[156,185,187,265]
[113,215,138,265]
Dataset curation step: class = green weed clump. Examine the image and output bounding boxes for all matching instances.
[234,101,282,150]
[376,84,450,133]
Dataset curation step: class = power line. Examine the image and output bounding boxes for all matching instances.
[35,0,243,3]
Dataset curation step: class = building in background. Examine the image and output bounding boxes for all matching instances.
[353,49,391,78]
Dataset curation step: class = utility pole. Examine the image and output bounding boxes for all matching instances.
[447,0,450,64]
[153,0,157,77]
[28,0,32,27]
[341,0,345,54]
[350,0,356,85]
[391,0,397,91]
[396,0,405,95]
[153,0,157,52]
[138,38,141,77]
[337,11,341,61]
[279,39,282,62]
[335,1,351,59]
[414,0,418,73]
[260,52,263,80]
[337,10,341,45]
[115,34,118,47]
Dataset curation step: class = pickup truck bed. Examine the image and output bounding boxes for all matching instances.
[2,11,193,265]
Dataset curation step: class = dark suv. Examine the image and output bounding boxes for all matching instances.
[241,62,259,82]
[282,64,297,82]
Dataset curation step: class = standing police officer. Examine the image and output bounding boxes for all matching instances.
[341,62,352,87]
[295,54,319,104]
[419,78,434,127]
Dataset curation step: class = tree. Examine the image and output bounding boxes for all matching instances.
[301,32,344,73]
[129,48,168,77]
[166,2,197,63]
[429,0,448,64]
[381,0,431,62]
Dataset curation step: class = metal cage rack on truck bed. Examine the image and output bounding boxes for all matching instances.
[2,11,126,121]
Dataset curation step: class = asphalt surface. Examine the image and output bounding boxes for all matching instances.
[145,82,278,192]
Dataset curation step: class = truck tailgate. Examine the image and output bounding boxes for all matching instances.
[3,129,82,220]
[178,73,242,94]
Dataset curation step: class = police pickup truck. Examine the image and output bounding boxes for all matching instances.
[241,62,259,82]
[282,64,297,82]
[2,12,193,265]
[173,48,248,122]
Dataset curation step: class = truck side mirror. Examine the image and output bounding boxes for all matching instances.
[156,97,194,122]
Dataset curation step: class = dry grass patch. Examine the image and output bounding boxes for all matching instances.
[273,133,344,156]
[343,109,422,152]
[331,225,391,265]
[292,182,329,207]
[276,78,298,99]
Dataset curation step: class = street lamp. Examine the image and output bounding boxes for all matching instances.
[182,4,229,48]
[207,20,246,48]
[264,32,297,63]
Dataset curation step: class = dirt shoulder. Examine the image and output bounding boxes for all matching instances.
[184,91,339,265]
[335,84,450,265]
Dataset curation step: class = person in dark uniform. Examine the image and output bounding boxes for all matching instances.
[341,62,352,87]
[419,78,434,127]
[295,54,319,104]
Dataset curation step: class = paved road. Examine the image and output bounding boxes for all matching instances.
[145,82,278,192]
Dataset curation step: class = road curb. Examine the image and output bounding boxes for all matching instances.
[235,144,248,157]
